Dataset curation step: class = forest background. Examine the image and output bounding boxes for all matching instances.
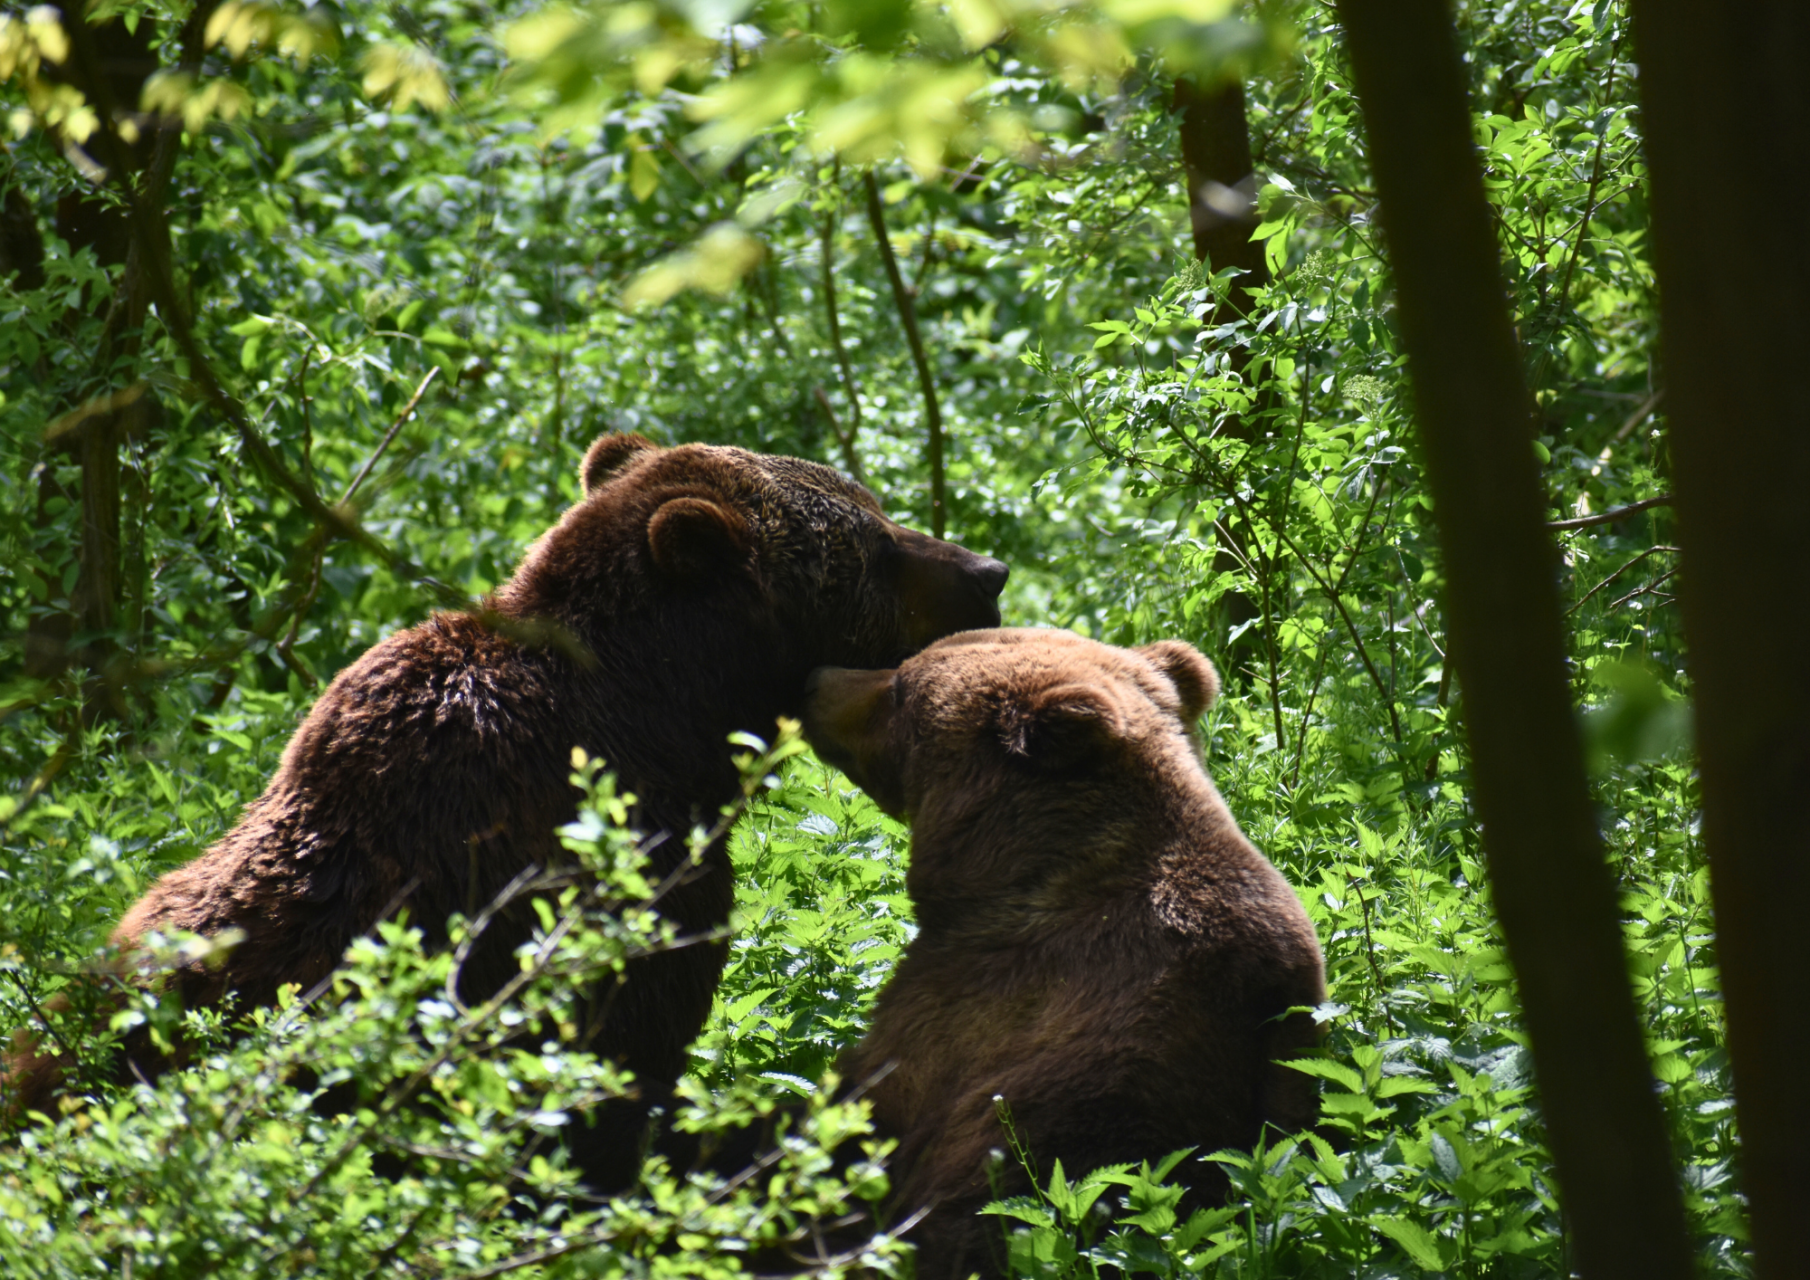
[0,0,1786,1276]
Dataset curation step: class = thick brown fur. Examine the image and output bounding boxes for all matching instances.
[3,435,1007,1189]
[803,629,1325,1278]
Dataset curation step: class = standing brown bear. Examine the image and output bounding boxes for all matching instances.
[3,434,1007,1189]
[802,628,1325,1278]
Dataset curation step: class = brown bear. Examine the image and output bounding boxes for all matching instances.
[801,628,1325,1278]
[3,433,1007,1190]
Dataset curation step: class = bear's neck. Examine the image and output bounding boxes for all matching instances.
[903,774,1240,950]
[488,571,811,851]
[908,832,1173,948]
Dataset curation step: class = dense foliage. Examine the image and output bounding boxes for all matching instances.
[0,0,1734,1275]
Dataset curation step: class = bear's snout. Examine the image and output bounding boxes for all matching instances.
[801,666,906,813]
[891,528,1009,649]
[970,554,1009,598]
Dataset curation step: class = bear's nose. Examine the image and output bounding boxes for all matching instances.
[971,556,1009,598]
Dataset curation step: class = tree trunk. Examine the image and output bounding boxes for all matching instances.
[1629,6,1810,1276]
[19,11,165,701]
[1333,3,1692,1277]
[1172,77,1271,669]
[71,414,122,640]
[1172,77,1269,318]
[30,5,208,717]
[0,187,46,290]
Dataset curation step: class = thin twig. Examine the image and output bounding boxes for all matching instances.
[1078,174,1167,266]
[863,170,946,537]
[816,178,866,484]
[3,970,78,1068]
[4,731,78,830]
[1401,564,1446,661]
[1289,631,1334,791]
[1567,545,1680,615]
[912,199,936,294]
[1347,873,1396,1036]
[1254,535,1287,754]
[1385,545,1399,702]
[341,366,441,505]
[1546,494,1672,531]
[1251,359,1315,755]
[1271,514,1404,745]
[1607,566,1678,612]
[812,387,865,485]
[1551,25,1627,312]
[1606,387,1663,449]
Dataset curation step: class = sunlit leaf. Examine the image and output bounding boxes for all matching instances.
[622,223,764,307]
[362,42,451,113]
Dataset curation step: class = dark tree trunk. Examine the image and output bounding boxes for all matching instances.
[1630,6,1810,1276]
[1333,2,1692,1277]
[72,414,122,639]
[19,11,164,700]
[1172,77,1271,667]
[1172,77,1269,318]
[0,186,46,290]
[25,6,207,715]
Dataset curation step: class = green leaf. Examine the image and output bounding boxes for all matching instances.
[980,1196,1055,1227]
[421,327,469,349]
[629,146,661,201]
[1376,1216,1451,1270]
[1375,1077,1438,1098]
[721,987,775,1027]
[1286,1058,1365,1093]
[1319,1093,1390,1120]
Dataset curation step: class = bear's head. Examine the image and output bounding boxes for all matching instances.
[504,432,1008,681]
[802,628,1219,906]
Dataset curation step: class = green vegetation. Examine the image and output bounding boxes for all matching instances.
[0,1,1746,1275]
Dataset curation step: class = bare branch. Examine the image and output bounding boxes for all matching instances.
[863,171,946,537]
[1546,493,1672,531]
[1607,387,1664,449]
[1567,545,1680,615]
[816,182,866,484]
[342,366,441,505]
[1607,566,1679,612]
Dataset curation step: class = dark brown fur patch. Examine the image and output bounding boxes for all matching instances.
[804,629,1325,1278]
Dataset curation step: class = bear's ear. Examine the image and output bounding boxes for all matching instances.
[1138,640,1218,722]
[582,433,659,494]
[1003,684,1125,766]
[647,496,752,581]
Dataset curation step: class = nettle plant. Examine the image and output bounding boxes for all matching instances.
[1025,245,1439,805]
[0,726,911,1280]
